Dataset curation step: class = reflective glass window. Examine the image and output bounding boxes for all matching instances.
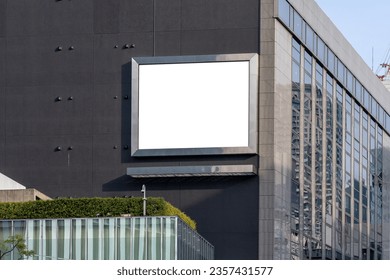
[354,107,360,140]
[378,105,384,126]
[346,70,353,93]
[354,201,359,219]
[362,128,368,148]
[327,49,335,73]
[345,154,351,173]
[336,86,343,125]
[337,59,345,84]
[278,0,290,26]
[346,113,352,133]
[304,51,312,72]
[363,88,370,109]
[346,133,352,153]
[293,10,303,38]
[355,81,362,103]
[317,37,325,63]
[371,98,378,118]
[292,61,300,85]
[306,24,314,51]
[345,195,351,214]
[292,45,300,63]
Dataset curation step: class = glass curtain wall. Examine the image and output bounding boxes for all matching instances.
[280,0,385,260]
[0,217,214,260]
[289,37,385,260]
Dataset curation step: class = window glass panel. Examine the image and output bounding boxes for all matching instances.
[306,24,314,51]
[293,10,303,38]
[354,201,359,219]
[345,154,351,173]
[378,105,384,126]
[162,217,176,260]
[103,218,115,260]
[292,47,300,63]
[278,0,290,25]
[317,37,325,62]
[327,49,335,72]
[117,218,131,260]
[345,195,351,214]
[56,219,71,260]
[355,80,362,103]
[133,218,147,260]
[292,62,300,86]
[346,70,353,93]
[363,88,370,108]
[337,59,345,84]
[289,7,294,28]
[304,51,312,73]
[292,39,301,63]
[44,220,54,260]
[371,98,378,118]
[147,217,162,260]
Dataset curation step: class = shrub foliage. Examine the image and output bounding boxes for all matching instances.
[0,197,196,230]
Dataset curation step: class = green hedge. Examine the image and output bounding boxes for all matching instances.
[0,197,196,230]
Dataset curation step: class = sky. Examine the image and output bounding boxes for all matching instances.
[314,0,390,76]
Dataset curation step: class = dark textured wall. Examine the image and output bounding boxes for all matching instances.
[0,0,260,259]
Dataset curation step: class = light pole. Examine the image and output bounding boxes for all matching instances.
[141,184,147,216]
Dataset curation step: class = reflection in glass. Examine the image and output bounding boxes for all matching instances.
[289,35,387,260]
[293,10,303,38]
[278,0,290,25]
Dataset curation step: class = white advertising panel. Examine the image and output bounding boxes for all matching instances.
[131,54,258,156]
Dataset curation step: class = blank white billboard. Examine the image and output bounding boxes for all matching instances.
[131,53,258,156]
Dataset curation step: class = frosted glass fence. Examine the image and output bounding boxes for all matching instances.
[0,216,214,260]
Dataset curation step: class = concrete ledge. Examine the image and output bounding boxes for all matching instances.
[0,189,52,203]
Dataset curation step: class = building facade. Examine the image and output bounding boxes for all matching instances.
[0,0,389,259]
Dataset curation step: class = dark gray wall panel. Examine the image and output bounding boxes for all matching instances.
[5,85,93,136]
[0,38,5,86]
[92,134,123,169]
[181,28,259,55]
[204,232,258,260]
[93,84,123,135]
[0,0,5,37]
[6,35,93,87]
[155,31,181,56]
[92,134,129,195]
[93,33,153,85]
[0,138,4,170]
[6,0,93,36]
[4,135,93,191]
[49,184,95,199]
[94,0,119,34]
[119,0,154,33]
[180,179,258,233]
[181,0,259,30]
[0,86,4,138]
[155,0,181,31]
